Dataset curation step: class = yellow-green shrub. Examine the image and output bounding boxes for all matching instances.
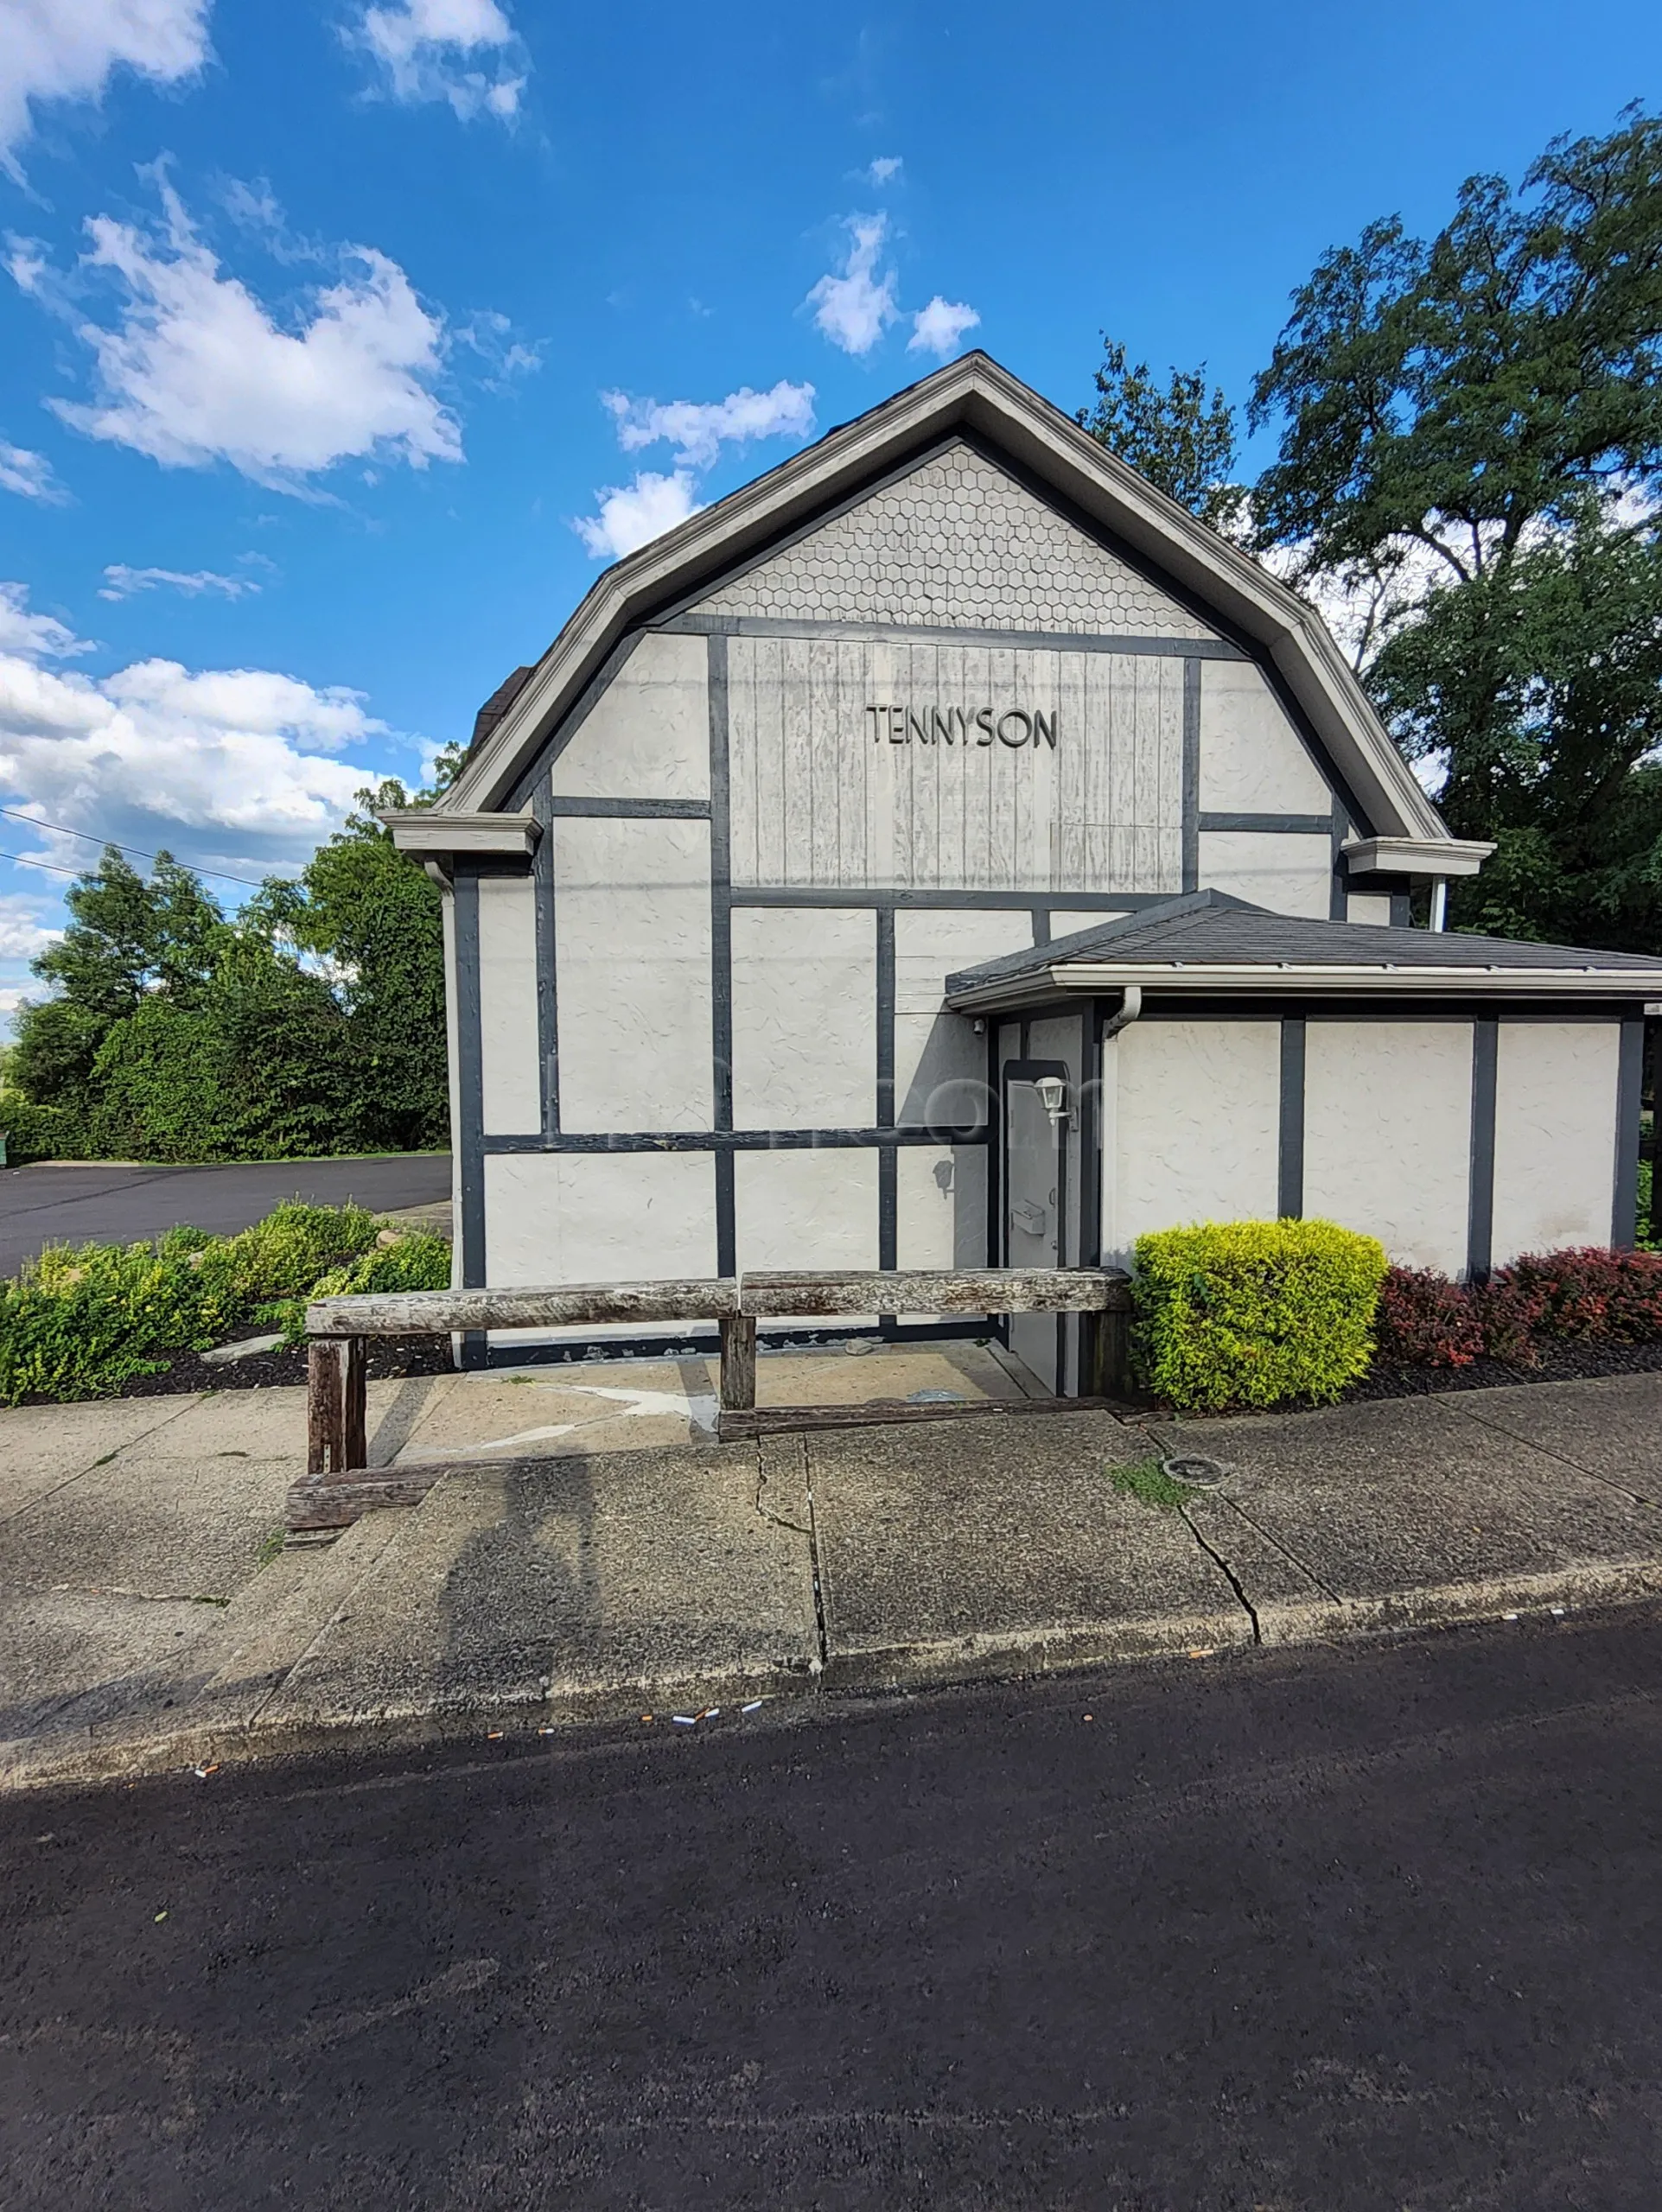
[1132,1218,1388,1412]
[0,1200,413,1403]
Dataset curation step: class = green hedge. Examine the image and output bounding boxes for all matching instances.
[1133,1217,1389,1412]
[0,1200,450,1404]
[0,1097,88,1164]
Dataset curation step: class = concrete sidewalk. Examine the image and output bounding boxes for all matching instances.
[3,1357,1661,1787]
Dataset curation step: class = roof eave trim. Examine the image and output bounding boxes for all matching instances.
[384,808,539,859]
[943,960,1662,1014]
[1343,836,1495,879]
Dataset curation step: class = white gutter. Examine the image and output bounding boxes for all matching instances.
[1100,984,1143,1041]
[1429,879,1448,932]
[946,961,1662,1014]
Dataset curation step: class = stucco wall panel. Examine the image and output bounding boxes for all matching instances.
[1198,830,1332,918]
[735,1149,880,1270]
[482,1151,717,1283]
[1491,1021,1620,1261]
[895,909,1029,1128]
[1198,659,1331,813]
[476,873,542,1134]
[895,1144,989,1270]
[554,817,713,1130]
[1108,1021,1281,1262]
[1303,1020,1473,1274]
[549,631,710,800]
[731,906,875,1128]
[699,442,1217,638]
[1346,894,1393,926]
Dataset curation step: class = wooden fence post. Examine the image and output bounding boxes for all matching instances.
[307,1337,367,1478]
[719,1314,756,1412]
[1081,1298,1133,1399]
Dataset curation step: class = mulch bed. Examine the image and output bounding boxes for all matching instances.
[26,1325,1662,1413]
[1345,1336,1662,1400]
[22,1334,458,1406]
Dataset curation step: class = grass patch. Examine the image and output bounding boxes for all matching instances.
[1108,1457,1197,1511]
[255,1528,286,1571]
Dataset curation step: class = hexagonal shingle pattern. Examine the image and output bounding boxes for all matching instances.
[699,443,1218,637]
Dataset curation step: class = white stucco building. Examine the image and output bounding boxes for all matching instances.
[392,353,1662,1385]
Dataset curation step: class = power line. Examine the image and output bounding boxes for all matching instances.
[0,849,102,881]
[0,806,282,890]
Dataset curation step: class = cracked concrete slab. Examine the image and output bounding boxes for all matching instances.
[1,1455,292,1599]
[1448,1374,1662,1499]
[1151,1395,1662,1631]
[0,1397,196,1521]
[0,1584,228,1761]
[255,1441,819,1734]
[806,1412,1254,1688]
[1180,1492,1347,1645]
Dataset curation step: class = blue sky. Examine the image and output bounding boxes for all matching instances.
[0,0,1658,1020]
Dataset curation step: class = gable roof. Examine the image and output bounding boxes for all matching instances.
[944,890,1662,1009]
[436,353,1454,849]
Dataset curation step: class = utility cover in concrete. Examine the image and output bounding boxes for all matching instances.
[800,1411,1254,1687]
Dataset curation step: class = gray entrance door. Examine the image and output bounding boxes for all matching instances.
[1003,1065,1066,1393]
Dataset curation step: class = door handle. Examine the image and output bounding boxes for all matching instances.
[1010,1200,1048,1236]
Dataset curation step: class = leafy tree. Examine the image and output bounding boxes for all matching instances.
[280,781,450,1152]
[1078,336,1244,531]
[10,760,454,1160]
[1248,105,1662,944]
[12,851,224,1112]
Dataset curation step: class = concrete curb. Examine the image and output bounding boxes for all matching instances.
[8,1556,1660,1795]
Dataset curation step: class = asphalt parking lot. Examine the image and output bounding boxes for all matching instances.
[0,1155,451,1274]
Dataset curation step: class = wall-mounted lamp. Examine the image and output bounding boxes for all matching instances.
[1035,1075,1069,1126]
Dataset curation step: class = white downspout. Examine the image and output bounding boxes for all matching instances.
[1094,988,1141,1283]
[1429,879,1448,932]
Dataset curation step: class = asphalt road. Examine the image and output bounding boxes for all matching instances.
[4,1609,1661,2210]
[0,1154,451,1274]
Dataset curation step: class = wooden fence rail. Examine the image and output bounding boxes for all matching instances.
[288,1266,1132,1534]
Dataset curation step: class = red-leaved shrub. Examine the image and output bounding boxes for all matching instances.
[1374,1268,1485,1367]
[1497,1247,1662,1343]
[1374,1247,1662,1370]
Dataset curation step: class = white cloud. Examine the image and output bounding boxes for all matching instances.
[0,582,93,662]
[0,630,391,880]
[601,379,816,468]
[574,469,700,562]
[99,563,259,601]
[22,179,462,489]
[0,440,65,502]
[5,238,48,296]
[0,0,213,172]
[865,156,902,186]
[0,896,61,959]
[908,295,979,359]
[353,0,525,120]
[806,214,899,356]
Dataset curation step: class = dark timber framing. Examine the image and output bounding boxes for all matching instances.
[1181,658,1201,893]
[531,774,558,1139]
[876,906,898,1271]
[708,631,736,1276]
[1467,1018,1499,1280]
[1198,811,1334,835]
[662,611,1250,659]
[1615,1016,1645,1249]
[452,861,488,1368]
[1277,1017,1306,1219]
